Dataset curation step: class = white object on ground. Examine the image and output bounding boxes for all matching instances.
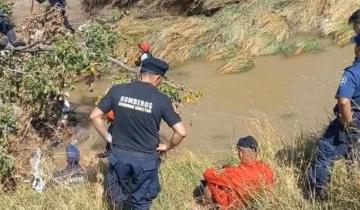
[30,148,45,192]
[62,99,71,113]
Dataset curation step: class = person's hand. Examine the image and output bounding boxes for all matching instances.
[156,143,168,152]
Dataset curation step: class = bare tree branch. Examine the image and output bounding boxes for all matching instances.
[108,56,186,90]
[108,56,138,73]
[0,66,25,74]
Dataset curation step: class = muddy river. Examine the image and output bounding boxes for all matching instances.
[168,46,353,152]
[66,45,354,157]
[11,0,356,156]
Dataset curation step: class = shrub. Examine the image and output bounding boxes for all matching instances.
[0,104,15,139]
[81,22,118,62]
[0,1,13,15]
[0,104,15,182]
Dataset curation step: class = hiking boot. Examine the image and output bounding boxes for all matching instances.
[308,186,328,201]
[12,40,26,48]
[193,180,207,203]
[97,143,112,158]
[6,29,25,47]
[0,36,8,50]
[315,187,328,201]
[64,16,75,33]
[97,150,110,158]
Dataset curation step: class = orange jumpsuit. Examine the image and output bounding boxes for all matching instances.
[203,161,274,209]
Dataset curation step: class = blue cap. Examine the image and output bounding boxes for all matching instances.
[352,34,360,46]
[236,136,258,151]
[140,57,169,76]
[66,144,80,162]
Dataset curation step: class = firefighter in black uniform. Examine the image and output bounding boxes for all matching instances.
[36,0,75,33]
[90,57,186,210]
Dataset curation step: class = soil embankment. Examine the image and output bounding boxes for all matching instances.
[12,0,87,27]
[82,0,241,16]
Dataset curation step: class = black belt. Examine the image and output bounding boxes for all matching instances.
[112,146,157,158]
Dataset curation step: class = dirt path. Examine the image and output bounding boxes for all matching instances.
[12,0,88,28]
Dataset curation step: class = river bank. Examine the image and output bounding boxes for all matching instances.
[2,0,360,209]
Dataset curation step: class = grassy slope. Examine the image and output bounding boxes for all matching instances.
[2,118,360,209]
[114,0,360,74]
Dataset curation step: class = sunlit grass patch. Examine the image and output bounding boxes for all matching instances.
[217,56,255,74]
[0,184,105,210]
[273,38,324,57]
[3,116,360,209]
[153,152,209,210]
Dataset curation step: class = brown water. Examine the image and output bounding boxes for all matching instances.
[168,45,354,152]
[65,45,355,156]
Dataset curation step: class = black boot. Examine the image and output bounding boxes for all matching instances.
[63,16,75,33]
[97,143,112,158]
[6,29,25,47]
[309,186,327,201]
[0,36,8,50]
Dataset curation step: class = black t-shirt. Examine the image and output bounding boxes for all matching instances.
[97,81,182,154]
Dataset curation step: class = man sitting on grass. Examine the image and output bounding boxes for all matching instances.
[194,136,274,209]
[53,144,88,186]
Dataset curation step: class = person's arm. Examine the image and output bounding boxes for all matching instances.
[335,71,357,124]
[157,122,186,151]
[338,97,353,123]
[89,87,114,143]
[157,99,186,152]
[168,122,186,149]
[90,107,112,143]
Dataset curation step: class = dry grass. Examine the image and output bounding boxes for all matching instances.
[0,184,105,210]
[2,116,360,209]
[112,0,360,74]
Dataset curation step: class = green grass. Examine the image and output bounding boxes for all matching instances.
[273,38,324,57]
[300,38,323,54]
[276,44,297,56]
